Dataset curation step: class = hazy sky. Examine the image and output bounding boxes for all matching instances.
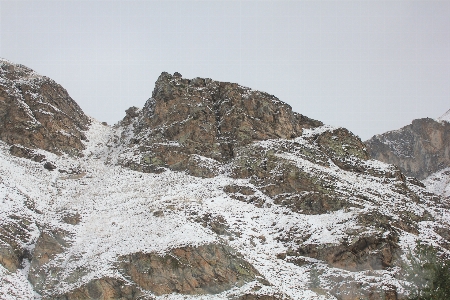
[1,1,449,140]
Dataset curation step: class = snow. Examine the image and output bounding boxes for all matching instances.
[0,118,449,299]
[437,109,450,123]
[0,265,36,300]
[423,167,450,200]
[299,125,339,138]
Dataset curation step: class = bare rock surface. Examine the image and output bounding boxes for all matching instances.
[118,243,260,296]
[118,72,322,176]
[1,63,450,300]
[0,58,90,156]
[365,117,450,180]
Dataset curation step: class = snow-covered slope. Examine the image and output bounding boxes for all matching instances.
[423,168,450,202]
[0,118,448,299]
[1,64,450,299]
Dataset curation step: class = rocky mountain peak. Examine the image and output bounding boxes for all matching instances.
[119,72,327,175]
[144,71,323,146]
[2,61,450,300]
[0,58,90,156]
[365,116,450,180]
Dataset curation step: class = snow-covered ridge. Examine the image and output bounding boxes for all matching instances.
[1,60,450,299]
[424,167,450,200]
[2,118,450,299]
[438,109,450,123]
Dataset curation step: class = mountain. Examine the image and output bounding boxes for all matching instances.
[365,112,450,202]
[0,59,90,157]
[438,109,450,123]
[365,117,450,180]
[1,59,450,300]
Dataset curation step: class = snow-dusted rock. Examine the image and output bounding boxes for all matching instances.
[365,117,450,180]
[0,58,90,156]
[438,109,450,123]
[0,63,449,299]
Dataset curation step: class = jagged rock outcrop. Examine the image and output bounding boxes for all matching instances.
[38,243,260,299]
[28,229,72,294]
[52,278,142,300]
[365,117,450,180]
[1,64,450,300]
[0,177,38,274]
[118,72,322,176]
[0,58,90,156]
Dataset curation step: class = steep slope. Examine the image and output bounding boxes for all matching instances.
[365,117,450,180]
[365,111,450,202]
[423,167,450,201]
[0,65,449,300]
[0,58,90,156]
[0,123,268,300]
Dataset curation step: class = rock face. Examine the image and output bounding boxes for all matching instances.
[1,64,450,300]
[0,58,90,155]
[118,72,322,176]
[118,243,260,296]
[365,117,450,180]
[28,229,72,295]
[44,243,260,299]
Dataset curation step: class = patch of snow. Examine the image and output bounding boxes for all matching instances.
[299,125,339,139]
[0,265,36,300]
[423,167,450,199]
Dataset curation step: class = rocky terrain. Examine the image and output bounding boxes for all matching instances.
[0,59,90,157]
[365,116,450,181]
[365,110,450,201]
[1,58,450,299]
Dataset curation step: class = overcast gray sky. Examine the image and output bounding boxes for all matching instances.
[1,1,449,140]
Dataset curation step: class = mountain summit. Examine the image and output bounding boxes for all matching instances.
[365,111,450,202]
[1,61,449,300]
[365,114,450,180]
[116,71,323,177]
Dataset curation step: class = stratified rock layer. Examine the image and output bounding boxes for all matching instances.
[118,243,260,296]
[38,243,260,299]
[0,59,90,155]
[365,118,450,180]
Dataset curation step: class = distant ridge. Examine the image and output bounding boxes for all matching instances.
[365,114,450,180]
[438,108,450,122]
